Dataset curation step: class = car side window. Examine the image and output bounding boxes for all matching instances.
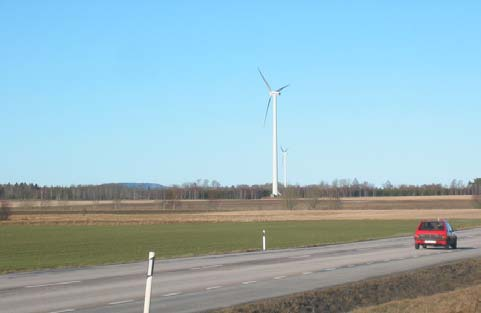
[446,223,452,233]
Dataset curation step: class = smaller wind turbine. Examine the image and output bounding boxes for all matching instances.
[281,147,288,188]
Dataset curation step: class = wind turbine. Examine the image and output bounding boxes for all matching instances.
[258,68,289,197]
[281,147,288,188]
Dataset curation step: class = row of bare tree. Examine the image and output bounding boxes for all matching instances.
[1,178,480,201]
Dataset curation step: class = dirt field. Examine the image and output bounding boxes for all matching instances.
[3,209,481,225]
[5,196,472,207]
[212,257,481,313]
[3,196,479,225]
[5,195,478,214]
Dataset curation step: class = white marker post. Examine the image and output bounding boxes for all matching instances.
[262,229,266,251]
[143,251,155,313]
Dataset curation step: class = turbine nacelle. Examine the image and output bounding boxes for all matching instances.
[258,68,289,126]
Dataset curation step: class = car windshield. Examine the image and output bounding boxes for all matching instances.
[419,221,445,231]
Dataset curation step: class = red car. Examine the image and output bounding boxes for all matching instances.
[414,220,457,249]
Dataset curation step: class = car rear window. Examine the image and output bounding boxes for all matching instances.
[419,221,445,231]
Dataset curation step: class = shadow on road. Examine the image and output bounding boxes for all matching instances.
[423,247,476,250]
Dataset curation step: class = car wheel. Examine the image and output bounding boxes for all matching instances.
[452,240,457,249]
[423,244,427,249]
[415,244,419,249]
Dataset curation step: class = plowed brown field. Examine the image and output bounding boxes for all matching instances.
[3,209,481,225]
[3,196,479,225]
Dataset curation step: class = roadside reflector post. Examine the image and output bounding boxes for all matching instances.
[262,229,266,251]
[143,251,155,313]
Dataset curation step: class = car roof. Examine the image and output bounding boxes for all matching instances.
[419,219,447,222]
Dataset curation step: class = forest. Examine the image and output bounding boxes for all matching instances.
[1,178,480,201]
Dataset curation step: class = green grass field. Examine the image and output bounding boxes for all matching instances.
[1,219,480,273]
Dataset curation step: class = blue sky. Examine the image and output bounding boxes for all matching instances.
[1,1,480,187]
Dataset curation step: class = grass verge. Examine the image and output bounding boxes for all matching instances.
[214,257,481,313]
[353,284,481,313]
[1,219,480,273]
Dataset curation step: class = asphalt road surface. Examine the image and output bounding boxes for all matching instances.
[2,228,481,313]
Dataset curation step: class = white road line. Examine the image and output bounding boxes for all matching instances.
[108,299,134,305]
[302,272,312,275]
[26,281,81,288]
[365,262,373,265]
[49,309,75,313]
[163,292,181,297]
[206,286,222,290]
[274,276,286,280]
[190,267,202,270]
[289,254,311,259]
[242,281,257,285]
[203,264,223,269]
[324,268,336,271]
[346,264,355,268]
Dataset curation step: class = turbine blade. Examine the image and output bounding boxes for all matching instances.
[258,68,272,92]
[263,97,272,126]
[276,84,290,92]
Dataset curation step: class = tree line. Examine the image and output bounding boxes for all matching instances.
[1,178,480,201]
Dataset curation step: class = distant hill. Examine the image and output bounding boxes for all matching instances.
[116,183,166,190]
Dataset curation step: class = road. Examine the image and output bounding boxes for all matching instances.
[2,228,481,313]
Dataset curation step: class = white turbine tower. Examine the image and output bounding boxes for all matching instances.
[281,147,288,188]
[258,68,289,197]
